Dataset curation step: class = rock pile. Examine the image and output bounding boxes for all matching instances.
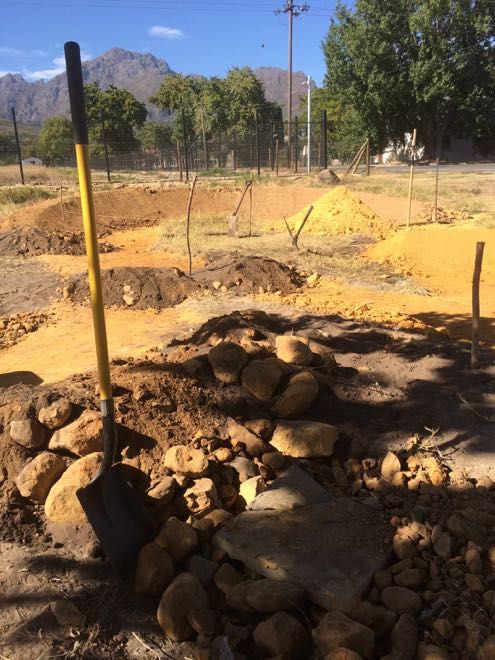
[0,311,49,349]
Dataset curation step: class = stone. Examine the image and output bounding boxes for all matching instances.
[318,168,340,183]
[254,612,311,659]
[229,456,258,482]
[447,512,486,545]
[271,371,319,419]
[432,525,451,561]
[380,452,401,481]
[210,636,235,659]
[157,572,209,642]
[184,478,218,516]
[212,280,222,290]
[247,464,331,511]
[416,643,451,659]
[262,451,285,471]
[15,452,67,502]
[214,563,245,595]
[38,398,72,429]
[381,613,418,660]
[246,578,306,612]
[313,611,375,658]
[164,445,209,478]
[135,542,174,595]
[50,600,86,627]
[147,476,175,504]
[241,358,284,401]
[208,342,248,383]
[226,418,267,457]
[326,650,362,660]
[244,418,274,439]
[239,475,267,505]
[155,517,198,562]
[10,418,45,449]
[214,499,392,611]
[213,447,233,462]
[204,508,234,528]
[271,420,338,458]
[381,586,422,616]
[225,580,253,611]
[394,568,426,589]
[480,636,495,659]
[276,335,313,366]
[45,453,103,523]
[307,272,320,285]
[432,618,454,640]
[186,555,218,587]
[349,601,396,638]
[49,409,102,456]
[187,608,219,636]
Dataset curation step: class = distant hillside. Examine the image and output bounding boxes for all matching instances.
[254,67,316,119]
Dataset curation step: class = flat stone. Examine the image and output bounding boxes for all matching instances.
[214,499,392,611]
[271,420,338,458]
[226,418,268,457]
[247,464,331,511]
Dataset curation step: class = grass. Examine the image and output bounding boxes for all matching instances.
[0,185,55,221]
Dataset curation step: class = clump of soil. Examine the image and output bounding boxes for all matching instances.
[195,255,303,295]
[66,266,202,309]
[284,186,395,239]
[0,227,116,256]
[0,311,50,350]
[419,204,473,224]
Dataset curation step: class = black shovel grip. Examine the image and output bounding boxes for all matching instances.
[64,41,89,145]
[91,398,117,482]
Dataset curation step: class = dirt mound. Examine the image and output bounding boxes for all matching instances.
[0,227,115,256]
[195,256,303,294]
[284,186,395,239]
[66,266,202,310]
[419,204,473,224]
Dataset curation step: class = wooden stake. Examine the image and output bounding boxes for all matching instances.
[176,140,183,182]
[406,128,417,228]
[59,179,65,223]
[366,138,370,176]
[249,171,253,237]
[186,175,198,276]
[471,241,485,369]
[434,156,440,223]
[228,179,252,237]
[284,205,313,250]
[275,138,279,177]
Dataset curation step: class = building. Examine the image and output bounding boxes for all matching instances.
[21,156,43,166]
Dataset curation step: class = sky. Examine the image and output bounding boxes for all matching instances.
[0,0,338,86]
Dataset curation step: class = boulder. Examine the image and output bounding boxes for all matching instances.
[241,358,284,401]
[239,476,267,505]
[381,586,422,616]
[226,418,268,457]
[380,452,401,481]
[247,464,331,511]
[313,611,375,658]
[208,342,248,383]
[135,542,174,595]
[45,452,103,523]
[381,613,418,660]
[157,572,209,641]
[271,420,338,458]
[253,612,311,659]
[276,335,313,366]
[156,517,198,562]
[48,410,102,456]
[349,601,396,638]
[214,562,245,595]
[38,398,72,430]
[147,476,175,504]
[164,445,209,478]
[9,418,45,449]
[187,608,219,636]
[262,451,286,471]
[318,168,340,183]
[271,371,319,419]
[15,452,67,502]
[245,578,306,612]
[186,555,218,588]
[184,478,218,516]
[244,418,274,439]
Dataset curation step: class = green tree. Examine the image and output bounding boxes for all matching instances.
[35,116,74,163]
[150,74,201,140]
[224,66,266,136]
[84,82,147,155]
[137,121,173,150]
[323,0,495,158]
[0,132,17,165]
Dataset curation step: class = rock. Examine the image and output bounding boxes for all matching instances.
[313,611,375,658]
[381,586,422,616]
[381,613,418,660]
[225,580,253,611]
[247,464,331,511]
[15,452,67,502]
[210,636,235,659]
[244,418,274,439]
[135,542,174,595]
[147,476,175,504]
[226,418,267,457]
[49,410,102,456]
[239,475,267,505]
[229,456,258,482]
[380,452,401,481]
[156,517,198,562]
[431,525,451,561]
[241,358,284,401]
[9,418,45,449]
[45,453,103,523]
[271,420,338,458]
[213,447,233,462]
[432,618,454,640]
[246,578,306,612]
[254,612,311,659]
[164,445,209,478]
[187,608,219,636]
[349,601,396,638]
[416,643,451,659]
[262,451,285,471]
[214,562,245,595]
[157,572,209,642]
[307,272,320,285]
[447,512,486,545]
[38,398,72,430]
[326,650,362,660]
[214,499,392,611]
[318,168,340,183]
[276,335,313,366]
[394,568,426,589]
[208,342,248,383]
[50,600,86,627]
[184,478,218,516]
[212,280,222,290]
[480,636,495,659]
[271,371,319,419]
[204,509,233,528]
[186,555,218,588]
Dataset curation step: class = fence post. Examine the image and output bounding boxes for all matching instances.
[11,107,24,185]
[217,132,222,169]
[471,241,485,369]
[294,116,298,173]
[200,106,209,171]
[406,128,417,228]
[176,140,183,182]
[233,130,237,171]
[255,109,261,176]
[322,109,328,170]
[181,109,189,182]
[434,148,440,223]
[100,109,111,182]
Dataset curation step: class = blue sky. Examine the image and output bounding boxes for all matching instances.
[0,0,337,85]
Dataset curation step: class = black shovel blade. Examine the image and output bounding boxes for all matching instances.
[77,463,155,577]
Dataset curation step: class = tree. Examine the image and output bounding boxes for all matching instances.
[323,0,495,158]
[150,74,201,140]
[137,122,173,151]
[0,132,17,165]
[224,66,266,136]
[35,116,74,163]
[84,82,147,155]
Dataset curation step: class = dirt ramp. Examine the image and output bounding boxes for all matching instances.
[66,266,202,310]
[0,227,115,256]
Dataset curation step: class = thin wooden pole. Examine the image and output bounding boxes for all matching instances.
[471,241,485,369]
[249,171,253,237]
[186,175,198,276]
[181,109,189,182]
[434,155,440,223]
[294,116,298,173]
[275,138,279,177]
[200,106,209,171]
[59,179,65,223]
[406,128,417,228]
[176,140,183,182]
[366,138,370,176]
[11,107,24,185]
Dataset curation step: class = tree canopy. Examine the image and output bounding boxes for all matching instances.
[35,116,74,163]
[323,0,495,158]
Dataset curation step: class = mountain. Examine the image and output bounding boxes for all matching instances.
[254,67,316,119]
[0,48,310,126]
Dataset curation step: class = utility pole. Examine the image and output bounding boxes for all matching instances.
[303,75,311,174]
[11,107,24,185]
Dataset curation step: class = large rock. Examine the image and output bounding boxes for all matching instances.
[48,409,102,456]
[247,464,331,511]
[241,358,284,401]
[271,371,319,419]
[208,342,248,383]
[38,398,72,430]
[246,578,306,612]
[276,335,313,366]
[15,452,67,502]
[313,611,375,658]
[271,420,338,458]
[44,452,103,523]
[381,586,422,616]
[164,445,209,478]
[226,418,268,457]
[156,517,198,562]
[184,478,218,516]
[214,499,392,611]
[239,476,267,505]
[157,572,209,641]
[253,612,311,659]
[381,613,418,660]
[135,542,174,595]
[9,418,45,449]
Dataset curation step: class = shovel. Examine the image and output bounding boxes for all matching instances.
[228,179,252,237]
[64,41,155,577]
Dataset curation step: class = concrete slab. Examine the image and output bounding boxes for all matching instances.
[247,464,331,511]
[214,499,393,611]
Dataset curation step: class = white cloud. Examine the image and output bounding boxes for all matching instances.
[24,51,92,81]
[0,46,47,58]
[0,70,20,77]
[149,25,184,39]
